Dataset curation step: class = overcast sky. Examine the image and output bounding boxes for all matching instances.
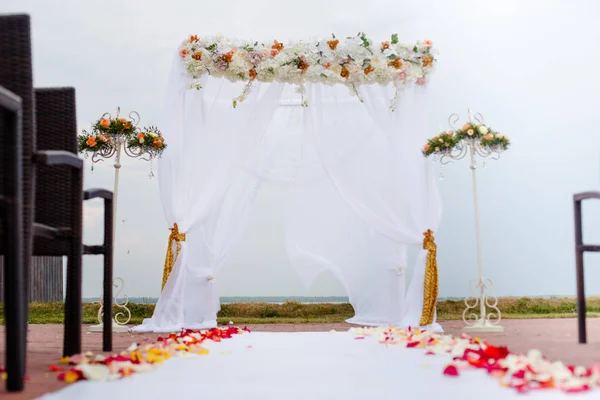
[3,0,600,299]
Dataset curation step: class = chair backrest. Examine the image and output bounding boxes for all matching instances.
[0,14,35,263]
[33,87,80,256]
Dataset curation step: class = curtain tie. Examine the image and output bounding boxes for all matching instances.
[419,229,439,326]
[161,223,186,290]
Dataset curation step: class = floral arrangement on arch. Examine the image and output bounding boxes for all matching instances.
[178,33,436,107]
[78,114,167,156]
[422,122,510,157]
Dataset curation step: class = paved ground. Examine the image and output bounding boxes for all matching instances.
[1,319,600,399]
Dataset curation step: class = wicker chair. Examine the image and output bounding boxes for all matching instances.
[34,87,114,355]
[573,191,600,343]
[0,14,36,392]
[0,85,27,392]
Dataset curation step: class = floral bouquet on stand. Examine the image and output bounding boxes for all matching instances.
[422,122,510,158]
[78,112,166,159]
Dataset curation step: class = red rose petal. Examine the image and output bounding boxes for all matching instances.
[49,365,64,372]
[443,365,459,377]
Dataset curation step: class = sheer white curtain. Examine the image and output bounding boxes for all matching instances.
[359,84,443,328]
[132,55,283,332]
[284,83,442,329]
[132,57,441,332]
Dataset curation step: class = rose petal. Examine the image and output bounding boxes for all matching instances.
[443,365,459,377]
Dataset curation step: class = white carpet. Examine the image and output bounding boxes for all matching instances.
[39,332,597,399]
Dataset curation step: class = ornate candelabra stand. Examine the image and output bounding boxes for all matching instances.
[435,109,505,333]
[84,107,158,333]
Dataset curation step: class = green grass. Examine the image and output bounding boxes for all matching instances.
[0,297,598,325]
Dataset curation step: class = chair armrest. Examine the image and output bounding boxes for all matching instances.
[84,189,113,201]
[0,85,21,112]
[574,192,600,202]
[34,150,83,169]
[83,245,105,255]
[33,223,59,239]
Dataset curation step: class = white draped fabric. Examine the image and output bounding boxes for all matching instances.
[286,83,442,329]
[132,54,442,333]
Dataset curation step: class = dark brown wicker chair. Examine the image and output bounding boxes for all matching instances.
[573,191,600,343]
[0,13,36,392]
[34,87,114,354]
[0,85,27,392]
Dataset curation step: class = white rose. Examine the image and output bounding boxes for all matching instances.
[478,126,488,134]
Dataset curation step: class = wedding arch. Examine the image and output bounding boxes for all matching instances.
[131,33,443,333]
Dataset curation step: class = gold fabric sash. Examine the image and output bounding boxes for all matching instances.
[161,223,186,290]
[419,229,438,326]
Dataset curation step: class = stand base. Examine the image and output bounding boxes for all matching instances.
[462,319,504,333]
[88,323,130,333]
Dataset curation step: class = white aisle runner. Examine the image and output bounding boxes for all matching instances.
[39,332,596,400]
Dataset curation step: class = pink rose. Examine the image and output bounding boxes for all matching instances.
[416,77,425,85]
[398,71,407,80]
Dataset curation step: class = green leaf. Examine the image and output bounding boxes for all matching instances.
[332,33,336,39]
[391,33,398,44]
[413,45,418,52]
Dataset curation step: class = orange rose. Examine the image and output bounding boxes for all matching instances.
[387,58,402,69]
[422,55,433,67]
[118,117,126,123]
[137,132,145,144]
[340,66,350,79]
[122,121,132,130]
[270,49,279,57]
[86,137,97,147]
[381,41,390,50]
[189,35,200,43]
[271,40,284,51]
[462,123,471,131]
[324,63,332,69]
[192,51,202,61]
[364,64,374,75]
[423,40,432,48]
[179,48,188,58]
[297,60,309,72]
[153,137,164,150]
[249,69,257,80]
[485,133,493,141]
[100,118,111,129]
[327,39,339,50]
[424,144,430,152]
[222,50,234,63]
